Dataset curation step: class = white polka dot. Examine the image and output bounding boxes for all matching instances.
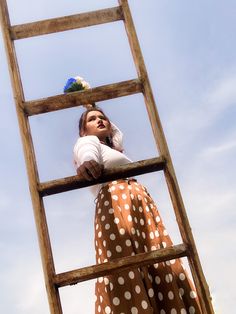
[98,277,103,283]
[142,232,146,239]
[126,239,132,246]
[144,245,148,252]
[155,216,161,223]
[109,282,113,290]
[122,194,127,199]
[103,258,108,263]
[116,245,122,252]
[128,215,132,222]
[151,245,156,251]
[124,204,129,209]
[98,231,102,238]
[145,205,150,212]
[136,230,140,236]
[148,288,154,297]
[148,274,153,282]
[158,292,163,300]
[166,260,171,266]
[131,227,135,234]
[163,229,168,236]
[110,233,116,240]
[119,185,125,189]
[179,288,184,297]
[181,309,187,314]
[168,291,174,300]
[155,230,159,237]
[113,297,120,306]
[179,273,186,281]
[148,219,151,225]
[141,300,148,309]
[112,181,117,184]
[130,194,134,199]
[128,185,132,190]
[112,195,118,201]
[101,193,104,198]
[97,258,101,264]
[138,194,142,200]
[131,307,138,314]
[104,277,109,285]
[153,263,159,269]
[105,306,111,313]
[189,306,196,314]
[107,250,112,257]
[140,218,145,225]
[135,285,141,293]
[138,206,143,212]
[132,205,136,211]
[124,291,131,300]
[98,305,101,312]
[170,259,176,264]
[190,290,197,299]
[114,217,120,224]
[150,232,154,239]
[101,215,105,221]
[108,208,114,214]
[160,310,166,314]
[134,217,138,223]
[105,224,110,230]
[95,224,99,230]
[98,249,102,255]
[119,228,125,235]
[155,276,161,284]
[104,201,109,206]
[111,186,116,191]
[118,276,125,285]
[171,309,177,314]
[129,271,135,279]
[162,241,167,248]
[98,208,101,214]
[135,241,139,248]
[165,273,173,283]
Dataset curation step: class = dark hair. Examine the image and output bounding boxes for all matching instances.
[78,107,114,148]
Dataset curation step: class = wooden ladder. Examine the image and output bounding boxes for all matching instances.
[0,1,214,313]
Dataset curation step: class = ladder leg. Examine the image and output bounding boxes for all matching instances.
[118,1,214,313]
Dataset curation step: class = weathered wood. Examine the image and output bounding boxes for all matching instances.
[10,6,123,40]
[39,156,166,196]
[119,1,214,313]
[54,244,188,287]
[0,1,62,314]
[24,79,142,116]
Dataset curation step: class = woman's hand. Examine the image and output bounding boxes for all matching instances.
[76,160,104,181]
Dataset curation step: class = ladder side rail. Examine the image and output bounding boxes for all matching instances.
[0,1,62,313]
[118,0,214,313]
[24,78,142,116]
[11,6,123,40]
[54,243,187,287]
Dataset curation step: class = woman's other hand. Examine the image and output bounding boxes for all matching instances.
[76,160,104,181]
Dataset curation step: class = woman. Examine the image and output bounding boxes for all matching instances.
[73,107,202,314]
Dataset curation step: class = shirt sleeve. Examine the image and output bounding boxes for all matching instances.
[73,135,102,168]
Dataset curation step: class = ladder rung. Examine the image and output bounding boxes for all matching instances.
[10,6,123,40]
[24,79,142,116]
[39,156,166,196]
[54,243,188,287]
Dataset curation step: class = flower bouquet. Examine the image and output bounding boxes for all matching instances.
[64,76,91,93]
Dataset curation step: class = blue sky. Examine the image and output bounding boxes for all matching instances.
[0,0,235,313]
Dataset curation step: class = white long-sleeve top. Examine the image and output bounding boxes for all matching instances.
[73,135,132,196]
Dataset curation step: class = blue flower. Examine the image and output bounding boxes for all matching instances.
[63,78,76,93]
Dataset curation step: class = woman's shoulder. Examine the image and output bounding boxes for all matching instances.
[74,135,101,150]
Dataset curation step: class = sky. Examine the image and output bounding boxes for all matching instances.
[0,0,236,313]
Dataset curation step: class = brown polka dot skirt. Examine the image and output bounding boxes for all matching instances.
[94,179,202,314]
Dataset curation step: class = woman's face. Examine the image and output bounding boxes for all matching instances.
[82,110,112,141]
